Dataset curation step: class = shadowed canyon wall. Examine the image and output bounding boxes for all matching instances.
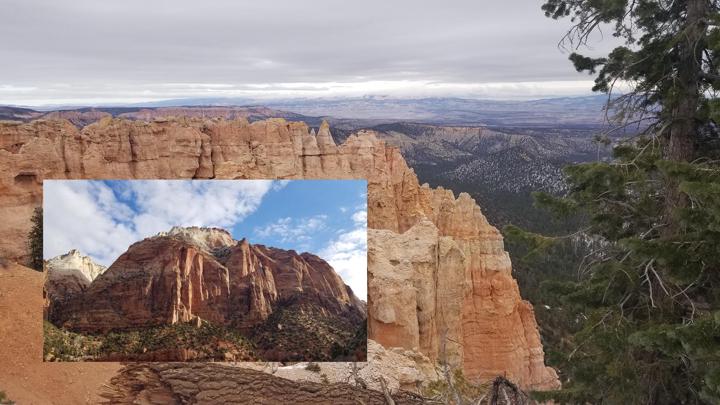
[0,116,559,390]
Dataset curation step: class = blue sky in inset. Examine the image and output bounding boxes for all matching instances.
[43,179,368,298]
[236,180,367,253]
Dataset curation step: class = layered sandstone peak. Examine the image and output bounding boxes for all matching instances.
[1,117,558,390]
[45,250,107,321]
[47,249,107,283]
[51,226,364,334]
[153,225,237,252]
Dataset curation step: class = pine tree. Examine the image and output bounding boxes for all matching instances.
[542,0,716,160]
[27,207,43,272]
[506,1,720,402]
[542,0,720,216]
[510,142,720,403]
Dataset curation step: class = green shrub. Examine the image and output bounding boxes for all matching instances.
[305,362,321,372]
[104,321,256,360]
[43,321,101,361]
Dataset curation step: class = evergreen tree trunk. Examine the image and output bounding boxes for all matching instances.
[668,0,708,162]
[665,0,709,217]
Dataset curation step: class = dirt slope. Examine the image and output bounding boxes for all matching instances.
[0,261,120,404]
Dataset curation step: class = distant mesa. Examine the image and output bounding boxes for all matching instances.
[0,105,325,128]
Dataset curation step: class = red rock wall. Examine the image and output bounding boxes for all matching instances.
[52,232,362,333]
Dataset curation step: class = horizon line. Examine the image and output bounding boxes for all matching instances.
[1,93,613,110]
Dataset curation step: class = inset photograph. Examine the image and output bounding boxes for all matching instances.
[42,179,367,362]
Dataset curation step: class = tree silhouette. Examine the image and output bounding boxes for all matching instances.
[27,207,43,272]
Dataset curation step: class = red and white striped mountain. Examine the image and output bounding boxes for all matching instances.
[47,226,365,333]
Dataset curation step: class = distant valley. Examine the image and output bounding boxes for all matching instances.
[59,95,612,126]
[367,122,610,231]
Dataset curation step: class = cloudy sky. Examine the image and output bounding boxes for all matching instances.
[43,180,368,299]
[1,0,617,106]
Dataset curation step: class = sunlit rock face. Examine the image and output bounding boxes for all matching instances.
[47,226,364,334]
[0,117,558,390]
[47,249,107,284]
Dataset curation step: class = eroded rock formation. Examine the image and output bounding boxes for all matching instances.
[50,226,364,335]
[0,116,559,390]
[47,249,107,283]
[45,249,107,320]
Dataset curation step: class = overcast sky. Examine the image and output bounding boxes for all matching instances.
[2,0,617,106]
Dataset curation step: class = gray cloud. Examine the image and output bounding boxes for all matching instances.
[1,0,618,105]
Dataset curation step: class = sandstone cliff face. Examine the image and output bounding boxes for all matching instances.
[51,226,363,334]
[0,117,558,390]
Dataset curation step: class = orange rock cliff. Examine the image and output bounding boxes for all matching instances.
[0,116,559,390]
[47,226,365,334]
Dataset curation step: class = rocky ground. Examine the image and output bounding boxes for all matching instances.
[0,261,119,404]
[101,363,429,405]
[237,339,437,393]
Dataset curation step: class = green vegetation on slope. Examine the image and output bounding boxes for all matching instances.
[45,304,366,362]
[250,300,366,362]
[44,321,103,361]
[330,320,367,361]
[44,320,256,362]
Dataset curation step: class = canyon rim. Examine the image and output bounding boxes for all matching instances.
[0,116,559,396]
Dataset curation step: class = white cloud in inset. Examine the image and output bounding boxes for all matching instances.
[272,180,290,191]
[128,180,273,237]
[43,181,138,266]
[44,180,277,266]
[319,209,367,300]
[253,215,328,244]
[351,210,367,224]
